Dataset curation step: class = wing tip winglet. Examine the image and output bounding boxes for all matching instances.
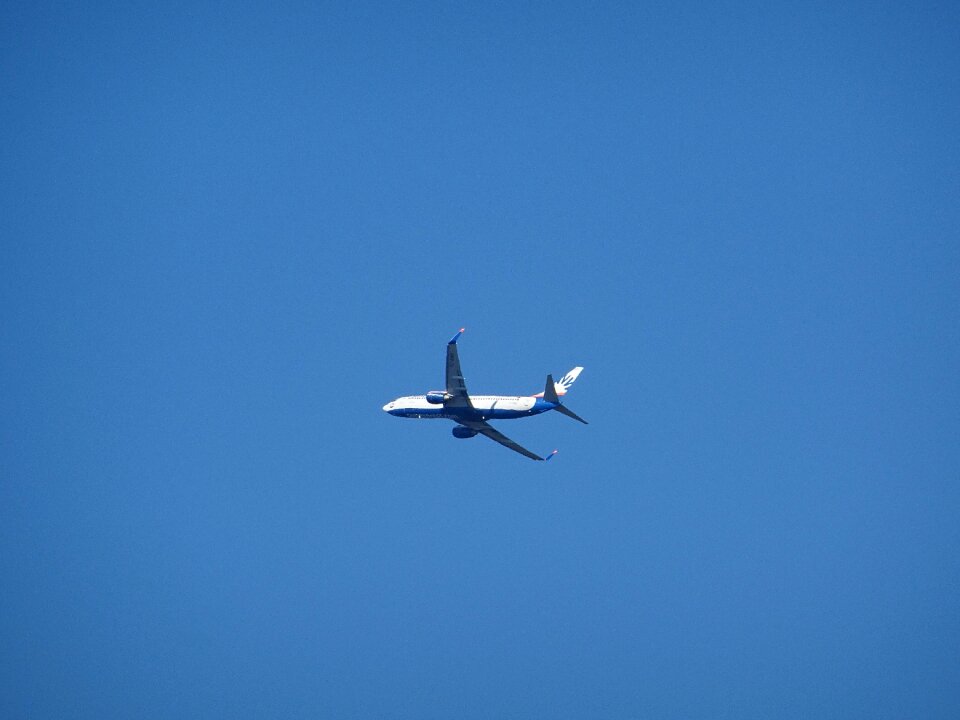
[449,327,465,344]
[545,449,559,461]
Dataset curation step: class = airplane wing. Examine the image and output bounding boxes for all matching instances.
[445,328,473,410]
[460,419,545,461]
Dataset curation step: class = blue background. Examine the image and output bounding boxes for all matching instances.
[2,2,959,717]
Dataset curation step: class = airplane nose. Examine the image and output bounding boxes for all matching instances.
[382,402,394,412]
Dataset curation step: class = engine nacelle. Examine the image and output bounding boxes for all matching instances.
[426,390,452,404]
[452,425,478,439]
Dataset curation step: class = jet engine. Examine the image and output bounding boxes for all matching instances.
[426,390,452,404]
[452,425,478,439]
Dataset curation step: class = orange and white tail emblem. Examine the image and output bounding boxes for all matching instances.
[554,367,583,395]
[533,366,584,397]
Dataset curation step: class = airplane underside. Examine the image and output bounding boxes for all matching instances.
[387,399,555,422]
[383,329,586,460]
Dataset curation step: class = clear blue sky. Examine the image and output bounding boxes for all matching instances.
[2,2,958,717]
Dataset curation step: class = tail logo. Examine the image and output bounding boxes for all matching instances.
[554,367,584,394]
[531,367,584,398]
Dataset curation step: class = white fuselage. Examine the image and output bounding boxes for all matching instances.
[382,394,551,421]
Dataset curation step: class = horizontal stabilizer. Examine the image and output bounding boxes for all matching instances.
[554,404,588,424]
[544,374,588,424]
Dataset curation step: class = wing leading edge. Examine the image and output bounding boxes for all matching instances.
[444,328,472,410]
[461,419,545,461]
[443,329,546,461]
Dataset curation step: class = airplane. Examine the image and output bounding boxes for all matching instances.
[382,329,587,461]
